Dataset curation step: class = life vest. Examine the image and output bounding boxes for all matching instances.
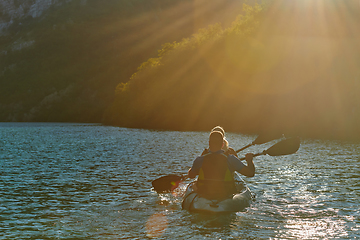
[197,152,236,200]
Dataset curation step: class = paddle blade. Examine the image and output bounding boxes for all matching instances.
[252,132,284,145]
[236,132,284,153]
[151,174,183,193]
[264,137,300,156]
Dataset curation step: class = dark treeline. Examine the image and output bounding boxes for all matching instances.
[2,0,360,141]
[103,0,360,141]
[0,0,246,122]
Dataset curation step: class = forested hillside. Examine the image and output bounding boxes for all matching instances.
[104,0,360,141]
[2,0,360,141]
[0,0,247,122]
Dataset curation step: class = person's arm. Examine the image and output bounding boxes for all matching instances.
[187,156,203,179]
[188,167,197,179]
[238,153,255,177]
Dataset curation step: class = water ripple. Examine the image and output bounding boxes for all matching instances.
[0,123,359,239]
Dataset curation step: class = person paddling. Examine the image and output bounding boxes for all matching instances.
[188,131,255,200]
[201,126,238,157]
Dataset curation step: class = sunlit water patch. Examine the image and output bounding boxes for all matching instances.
[0,123,359,239]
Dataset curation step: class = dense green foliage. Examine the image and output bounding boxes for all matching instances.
[104,3,265,130]
[2,0,360,141]
[1,0,244,122]
[104,1,360,140]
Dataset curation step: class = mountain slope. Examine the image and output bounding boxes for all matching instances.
[103,0,360,141]
[0,0,247,122]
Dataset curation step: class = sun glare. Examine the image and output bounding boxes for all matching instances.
[281,217,348,239]
[106,0,360,137]
[232,1,358,94]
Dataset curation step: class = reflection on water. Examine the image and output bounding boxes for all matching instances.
[0,123,359,239]
[146,213,168,238]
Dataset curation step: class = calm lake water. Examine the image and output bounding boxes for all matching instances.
[0,123,359,239]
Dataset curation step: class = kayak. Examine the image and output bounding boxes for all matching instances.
[181,173,253,213]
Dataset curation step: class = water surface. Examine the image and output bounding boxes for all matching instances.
[0,123,359,239]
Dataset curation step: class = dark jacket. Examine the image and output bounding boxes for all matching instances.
[197,152,236,200]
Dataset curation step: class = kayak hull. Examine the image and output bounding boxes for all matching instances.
[182,173,253,213]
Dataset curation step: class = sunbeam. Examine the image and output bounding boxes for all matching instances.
[105,0,360,139]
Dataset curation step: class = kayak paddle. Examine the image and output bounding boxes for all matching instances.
[239,136,300,160]
[152,174,185,193]
[236,132,284,153]
[152,137,300,193]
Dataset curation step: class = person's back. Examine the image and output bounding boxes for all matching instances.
[188,130,255,200]
[197,151,236,200]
